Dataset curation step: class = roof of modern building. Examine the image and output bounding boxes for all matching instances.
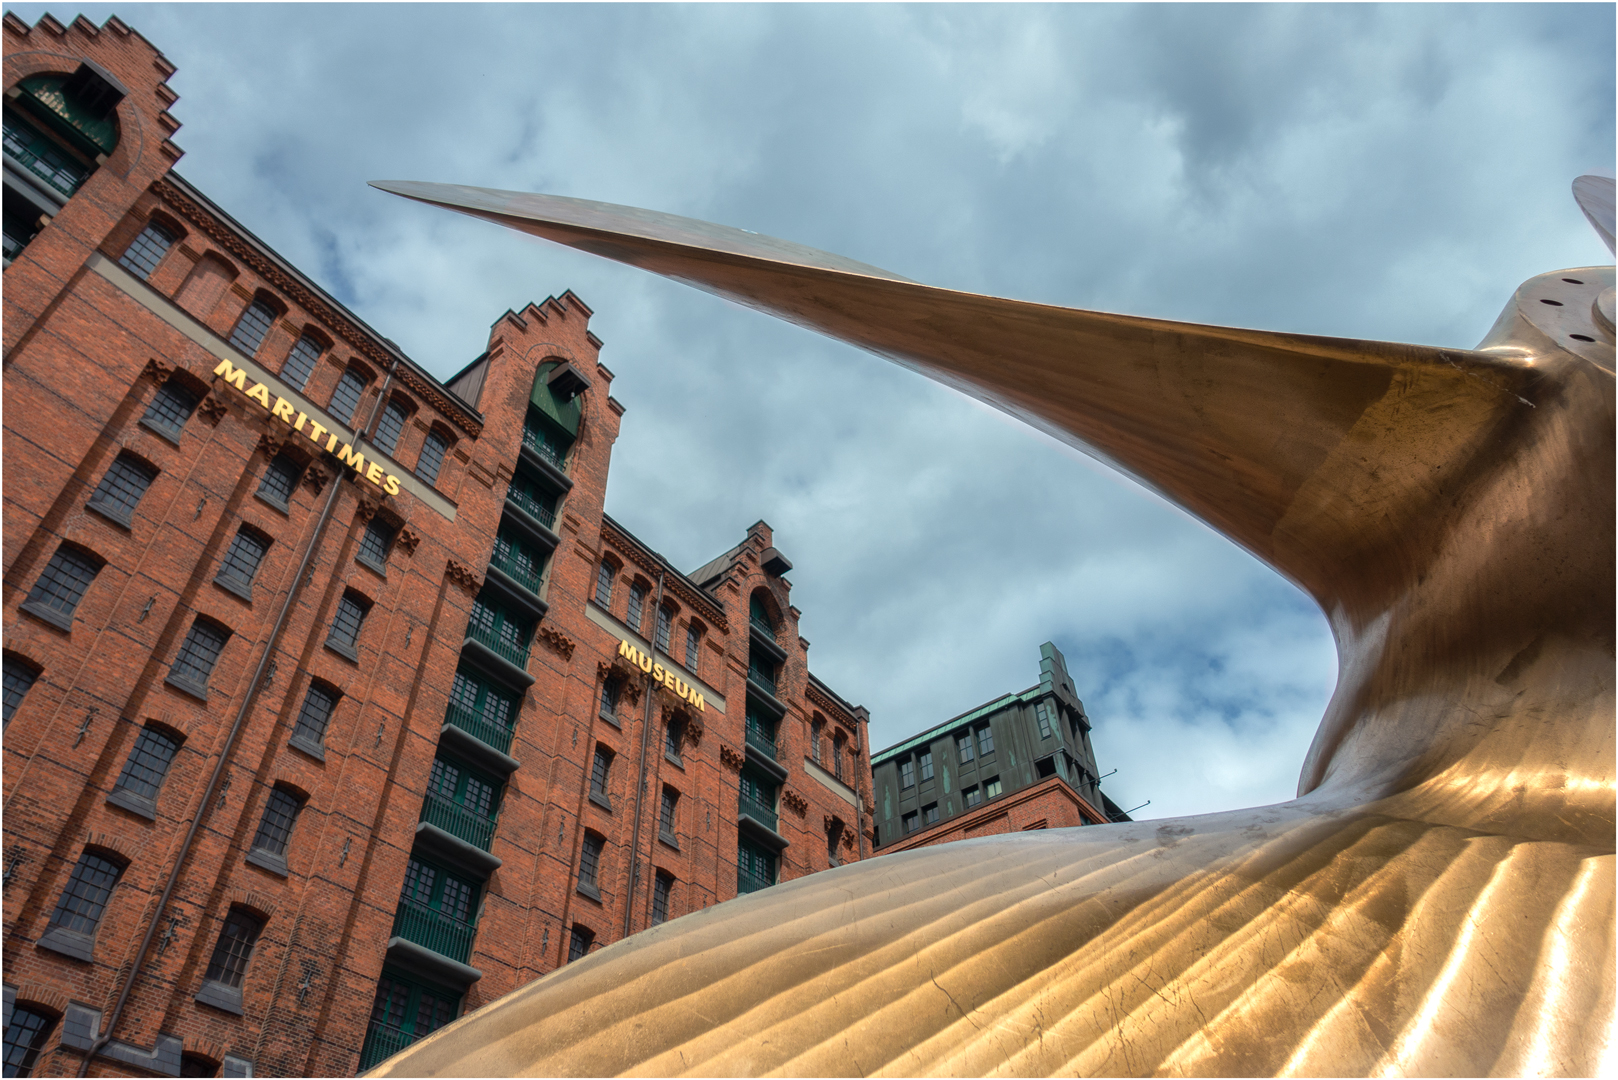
[870,683,1050,766]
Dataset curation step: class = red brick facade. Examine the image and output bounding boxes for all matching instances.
[2,14,872,1077]
[877,775,1106,853]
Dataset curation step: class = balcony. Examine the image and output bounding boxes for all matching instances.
[521,423,568,470]
[747,660,777,698]
[505,482,557,530]
[487,544,541,594]
[443,701,515,758]
[421,792,496,852]
[467,620,530,670]
[737,865,774,895]
[744,724,777,762]
[739,790,779,833]
[358,1022,414,1073]
[749,614,777,641]
[391,898,476,965]
[460,625,536,693]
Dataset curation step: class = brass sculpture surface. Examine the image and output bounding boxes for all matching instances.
[367,179,1615,1077]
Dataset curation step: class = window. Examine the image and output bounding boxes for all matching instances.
[810,722,822,764]
[747,649,777,695]
[749,593,776,637]
[684,623,701,671]
[745,707,776,758]
[88,453,157,526]
[827,822,842,866]
[1036,701,1053,740]
[492,529,544,593]
[3,655,39,726]
[651,872,673,926]
[567,924,594,962]
[963,785,982,808]
[417,430,450,485]
[228,298,277,357]
[590,746,612,808]
[119,220,175,279]
[399,858,478,928]
[280,333,323,390]
[655,606,673,654]
[985,777,1003,800]
[329,367,368,423]
[594,561,614,608]
[977,726,995,757]
[360,972,460,1073]
[598,678,619,722]
[3,107,89,200]
[113,725,181,804]
[626,583,646,633]
[467,598,531,663]
[919,751,934,782]
[47,851,123,937]
[923,803,940,826]
[291,683,338,751]
[168,619,230,699]
[428,757,498,821]
[506,471,557,529]
[216,528,269,598]
[578,833,603,896]
[664,716,684,760]
[250,786,303,867]
[358,518,394,573]
[659,786,679,840]
[956,732,974,763]
[739,769,777,821]
[899,759,915,789]
[180,1052,220,1077]
[448,670,515,736]
[902,810,919,834]
[142,379,199,441]
[3,1003,55,1077]
[737,839,775,894]
[203,908,265,989]
[22,545,102,629]
[327,593,369,659]
[833,739,846,783]
[256,453,301,509]
[373,400,409,455]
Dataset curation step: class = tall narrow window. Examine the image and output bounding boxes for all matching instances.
[142,379,199,441]
[112,725,181,808]
[202,908,265,990]
[330,367,369,424]
[810,722,822,764]
[567,924,594,962]
[280,333,323,390]
[651,872,673,926]
[327,593,369,660]
[594,561,614,608]
[956,732,974,763]
[737,839,776,894]
[833,738,846,782]
[3,655,39,726]
[216,528,269,599]
[2,1003,55,1077]
[22,545,102,629]
[256,453,301,510]
[598,678,619,722]
[373,400,409,455]
[626,584,646,633]
[977,726,995,757]
[590,747,613,808]
[167,620,230,699]
[578,833,603,897]
[664,715,684,760]
[47,851,123,938]
[448,670,515,738]
[291,683,338,751]
[827,821,844,865]
[684,624,701,671]
[655,606,673,654]
[228,298,277,357]
[88,453,157,526]
[119,220,175,279]
[659,786,679,840]
[358,519,395,573]
[900,759,915,789]
[1035,702,1053,740]
[250,786,303,871]
[919,751,934,781]
[416,430,449,485]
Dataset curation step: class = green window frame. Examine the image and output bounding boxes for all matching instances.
[360,969,461,1072]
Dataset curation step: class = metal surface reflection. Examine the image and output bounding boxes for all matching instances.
[365,177,1615,1077]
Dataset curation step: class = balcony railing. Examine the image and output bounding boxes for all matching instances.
[506,483,557,529]
[488,545,542,593]
[391,898,476,965]
[443,701,514,756]
[739,791,778,832]
[749,615,777,641]
[467,620,531,670]
[744,724,778,762]
[747,662,777,697]
[737,865,774,895]
[358,1023,414,1073]
[521,424,568,469]
[421,792,497,852]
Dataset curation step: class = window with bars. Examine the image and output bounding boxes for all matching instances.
[428,757,499,820]
[684,624,701,672]
[655,606,673,654]
[329,367,368,423]
[251,786,303,859]
[589,747,613,808]
[280,333,323,391]
[594,561,614,608]
[228,298,277,357]
[577,833,604,896]
[113,725,181,804]
[567,924,594,962]
[651,872,673,926]
[216,528,269,598]
[919,751,934,782]
[291,683,338,750]
[373,400,409,455]
[416,430,450,485]
[47,851,123,938]
[327,593,369,659]
[22,544,102,629]
[256,453,301,510]
[88,453,157,526]
[976,726,995,757]
[142,379,199,441]
[358,518,395,573]
[167,619,230,699]
[3,654,39,727]
[2,1002,55,1078]
[598,678,619,723]
[202,908,265,989]
[659,786,679,841]
[626,584,646,633]
[119,220,175,279]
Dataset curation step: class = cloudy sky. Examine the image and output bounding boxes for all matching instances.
[19,3,1612,820]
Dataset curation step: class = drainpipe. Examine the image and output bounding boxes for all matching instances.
[80,368,396,1075]
[621,570,665,939]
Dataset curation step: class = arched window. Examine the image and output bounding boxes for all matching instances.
[372,397,412,455]
[228,295,281,357]
[330,365,371,424]
[416,427,452,485]
[280,332,325,391]
[118,217,178,280]
[749,592,777,637]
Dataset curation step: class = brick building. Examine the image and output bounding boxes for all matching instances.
[869,643,1130,854]
[2,13,872,1077]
